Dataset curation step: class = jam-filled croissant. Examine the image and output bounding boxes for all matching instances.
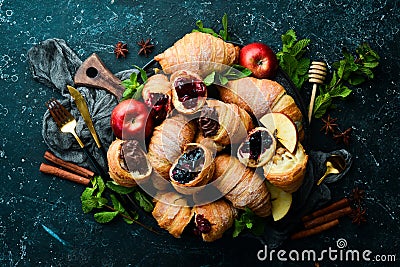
[192,199,238,242]
[237,127,277,168]
[170,70,207,114]
[147,114,196,180]
[169,143,215,195]
[154,32,240,77]
[107,139,152,187]
[213,154,272,217]
[152,192,193,238]
[264,143,308,193]
[142,74,173,124]
[217,77,304,140]
[198,99,254,146]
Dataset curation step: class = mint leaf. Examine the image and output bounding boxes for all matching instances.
[218,75,229,85]
[95,176,105,196]
[133,190,154,212]
[81,197,108,213]
[313,92,332,118]
[203,71,216,86]
[192,14,230,40]
[133,65,148,83]
[232,207,265,238]
[94,211,119,223]
[106,181,135,194]
[330,84,352,98]
[277,30,310,90]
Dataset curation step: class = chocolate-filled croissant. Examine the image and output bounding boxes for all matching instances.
[154,32,240,77]
[169,143,215,195]
[107,139,152,187]
[170,70,207,115]
[213,154,272,217]
[152,192,193,238]
[264,143,308,193]
[192,199,237,242]
[147,114,196,179]
[217,77,304,140]
[237,127,276,168]
[198,99,253,146]
[142,74,173,124]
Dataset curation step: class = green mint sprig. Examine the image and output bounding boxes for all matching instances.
[192,13,230,41]
[232,207,265,238]
[276,29,311,90]
[121,65,148,101]
[313,43,380,118]
[80,176,154,229]
[203,64,252,86]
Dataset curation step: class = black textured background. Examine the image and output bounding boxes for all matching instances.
[0,0,399,266]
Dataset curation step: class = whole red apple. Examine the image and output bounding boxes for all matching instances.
[239,42,278,79]
[111,99,153,140]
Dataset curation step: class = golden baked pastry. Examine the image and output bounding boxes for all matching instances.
[107,139,152,187]
[142,74,173,122]
[169,143,215,195]
[147,113,196,179]
[198,99,254,146]
[154,32,240,77]
[213,154,272,217]
[152,192,193,238]
[170,70,207,114]
[264,143,308,193]
[237,127,276,168]
[217,77,304,140]
[192,199,238,242]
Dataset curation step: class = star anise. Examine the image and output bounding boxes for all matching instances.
[350,187,365,205]
[333,127,352,146]
[137,38,154,57]
[114,41,128,58]
[350,206,367,225]
[321,114,338,135]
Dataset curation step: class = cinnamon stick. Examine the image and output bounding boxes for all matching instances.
[44,151,94,178]
[302,198,350,222]
[40,163,91,186]
[303,206,352,229]
[291,219,339,240]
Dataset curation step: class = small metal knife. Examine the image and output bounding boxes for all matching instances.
[67,85,108,162]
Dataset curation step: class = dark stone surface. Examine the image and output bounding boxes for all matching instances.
[0,0,399,266]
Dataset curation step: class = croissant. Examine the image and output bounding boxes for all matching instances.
[264,143,308,193]
[107,139,152,187]
[142,74,173,124]
[213,154,272,217]
[147,113,196,179]
[237,127,277,168]
[217,77,304,140]
[170,143,215,195]
[170,70,207,114]
[152,192,193,238]
[198,99,254,146]
[154,32,240,77]
[192,199,238,242]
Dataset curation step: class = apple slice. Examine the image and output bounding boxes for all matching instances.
[265,181,292,221]
[259,112,298,154]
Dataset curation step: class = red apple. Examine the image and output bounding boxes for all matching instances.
[111,99,153,140]
[239,42,278,79]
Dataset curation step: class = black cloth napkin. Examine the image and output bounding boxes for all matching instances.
[28,38,353,248]
[27,38,136,171]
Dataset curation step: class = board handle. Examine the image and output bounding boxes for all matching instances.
[74,53,125,99]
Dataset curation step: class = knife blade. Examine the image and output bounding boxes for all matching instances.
[67,85,107,162]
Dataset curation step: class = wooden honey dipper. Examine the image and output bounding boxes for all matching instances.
[308,61,327,123]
